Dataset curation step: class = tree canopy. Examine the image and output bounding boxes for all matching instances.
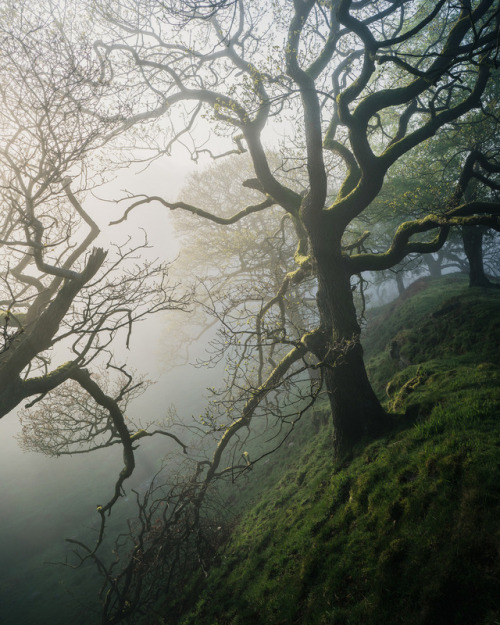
[0,1,190,536]
[90,0,500,453]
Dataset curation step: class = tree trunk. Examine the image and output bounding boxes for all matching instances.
[462,226,495,288]
[423,253,442,278]
[311,251,390,457]
[395,271,405,296]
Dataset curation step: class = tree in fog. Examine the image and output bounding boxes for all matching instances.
[4,2,499,618]
[355,127,500,294]
[93,0,500,456]
[0,3,189,526]
[28,1,497,620]
[164,154,322,389]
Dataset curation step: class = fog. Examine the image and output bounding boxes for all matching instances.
[1,1,499,623]
[0,84,285,623]
[0,150,225,624]
[0,341,222,625]
[0,135,487,621]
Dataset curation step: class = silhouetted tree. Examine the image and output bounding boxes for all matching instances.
[93,0,500,455]
[0,1,190,534]
[46,1,500,620]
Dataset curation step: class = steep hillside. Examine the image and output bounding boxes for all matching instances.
[161,274,500,625]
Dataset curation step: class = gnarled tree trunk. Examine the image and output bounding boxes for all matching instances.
[423,253,443,278]
[310,244,389,456]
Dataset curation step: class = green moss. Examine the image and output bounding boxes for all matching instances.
[178,415,500,624]
[161,275,500,625]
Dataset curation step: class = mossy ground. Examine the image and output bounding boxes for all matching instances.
[161,274,500,625]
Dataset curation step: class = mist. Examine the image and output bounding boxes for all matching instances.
[0,148,223,624]
[1,2,499,624]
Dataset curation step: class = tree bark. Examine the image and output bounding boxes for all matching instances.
[423,253,442,278]
[395,271,405,296]
[310,246,390,457]
[462,226,496,288]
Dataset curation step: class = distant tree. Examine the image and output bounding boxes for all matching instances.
[351,117,500,293]
[163,154,321,376]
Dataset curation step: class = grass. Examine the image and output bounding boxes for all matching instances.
[158,274,500,625]
[363,273,500,397]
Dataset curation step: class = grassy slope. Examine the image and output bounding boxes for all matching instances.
[165,274,500,625]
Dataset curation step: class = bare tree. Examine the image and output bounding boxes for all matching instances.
[161,155,318,375]
[0,1,190,539]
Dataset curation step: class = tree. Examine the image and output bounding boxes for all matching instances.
[90,0,500,456]
[163,154,320,378]
[0,1,190,531]
[349,131,498,294]
[20,2,496,620]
